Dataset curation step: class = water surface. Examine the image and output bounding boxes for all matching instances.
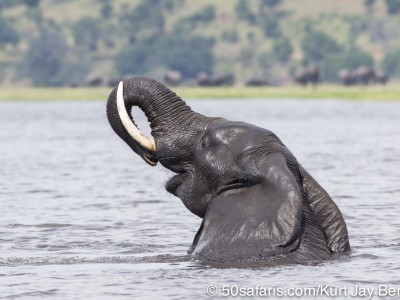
[1,99,400,299]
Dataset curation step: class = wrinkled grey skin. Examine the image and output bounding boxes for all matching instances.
[107,77,350,264]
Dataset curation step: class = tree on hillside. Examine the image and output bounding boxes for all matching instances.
[259,0,282,12]
[301,31,342,63]
[72,17,101,51]
[115,35,214,78]
[23,26,67,86]
[188,5,215,24]
[364,0,375,14]
[235,0,256,25]
[261,0,282,7]
[381,49,400,77]
[23,25,88,86]
[260,15,281,38]
[221,29,240,43]
[100,0,112,19]
[163,36,215,77]
[120,0,164,43]
[320,49,373,81]
[345,16,367,47]
[0,17,19,48]
[22,0,40,8]
[239,47,254,67]
[385,0,400,14]
[364,0,375,9]
[273,37,293,62]
[173,5,215,33]
[257,51,272,76]
[0,0,40,9]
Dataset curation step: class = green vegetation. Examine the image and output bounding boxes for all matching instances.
[1,0,400,87]
[320,49,374,81]
[115,35,214,78]
[385,0,400,14]
[272,38,293,63]
[0,17,19,48]
[381,49,400,77]
[1,86,399,101]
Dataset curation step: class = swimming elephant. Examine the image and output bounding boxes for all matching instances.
[106,77,350,263]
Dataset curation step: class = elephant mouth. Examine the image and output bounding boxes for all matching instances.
[143,153,158,166]
[165,172,190,196]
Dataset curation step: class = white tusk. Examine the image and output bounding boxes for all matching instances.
[116,81,156,152]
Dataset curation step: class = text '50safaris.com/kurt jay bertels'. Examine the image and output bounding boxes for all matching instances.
[206,284,400,298]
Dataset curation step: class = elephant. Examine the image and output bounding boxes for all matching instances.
[106,77,350,264]
[294,66,320,86]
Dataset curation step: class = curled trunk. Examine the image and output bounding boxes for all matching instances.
[106,77,209,170]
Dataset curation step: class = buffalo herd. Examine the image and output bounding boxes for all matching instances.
[293,66,389,86]
[337,67,389,86]
[80,67,389,88]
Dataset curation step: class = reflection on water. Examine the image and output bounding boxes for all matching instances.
[0,99,400,299]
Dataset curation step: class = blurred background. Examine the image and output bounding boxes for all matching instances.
[1,2,400,298]
[0,0,400,88]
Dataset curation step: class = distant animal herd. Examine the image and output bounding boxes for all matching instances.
[294,66,389,86]
[82,66,389,88]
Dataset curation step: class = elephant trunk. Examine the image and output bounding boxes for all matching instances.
[106,77,209,170]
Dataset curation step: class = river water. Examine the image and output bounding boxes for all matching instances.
[0,99,399,299]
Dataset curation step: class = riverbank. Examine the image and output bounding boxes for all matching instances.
[1,85,400,101]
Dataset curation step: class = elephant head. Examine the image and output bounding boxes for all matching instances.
[107,77,350,263]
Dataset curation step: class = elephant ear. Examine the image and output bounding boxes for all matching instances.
[191,153,304,263]
[300,165,350,253]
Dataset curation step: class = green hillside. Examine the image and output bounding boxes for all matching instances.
[1,0,400,87]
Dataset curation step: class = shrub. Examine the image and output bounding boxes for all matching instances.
[381,49,400,77]
[272,37,293,62]
[260,15,281,38]
[120,0,164,42]
[173,5,215,33]
[385,0,400,14]
[301,31,342,62]
[235,0,256,25]
[320,49,373,81]
[221,29,239,43]
[72,17,101,51]
[0,17,19,48]
[116,35,215,78]
[100,0,112,19]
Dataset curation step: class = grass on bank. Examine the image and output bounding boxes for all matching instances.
[1,85,400,101]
